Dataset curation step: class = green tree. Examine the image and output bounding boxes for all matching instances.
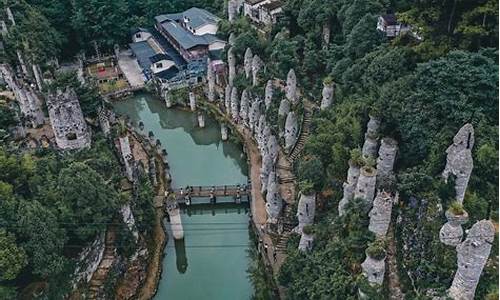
[0,229,27,281]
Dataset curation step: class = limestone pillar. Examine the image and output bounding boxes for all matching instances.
[224,85,232,113]
[165,90,172,108]
[189,91,196,111]
[368,191,393,237]
[265,80,273,110]
[376,138,398,180]
[362,115,381,159]
[322,21,331,46]
[320,79,335,110]
[298,233,314,252]
[448,220,494,300]
[265,181,282,223]
[239,89,249,126]
[278,99,290,117]
[207,59,215,102]
[244,48,253,79]
[17,50,29,76]
[6,7,15,26]
[197,113,205,128]
[338,160,361,216]
[284,111,298,152]
[32,64,43,91]
[439,209,468,247]
[361,249,386,287]
[285,69,297,104]
[221,123,228,141]
[295,193,316,233]
[248,99,260,132]
[442,124,474,204]
[230,87,239,121]
[228,47,236,86]
[354,166,377,208]
[251,55,263,86]
[267,135,279,163]
[167,202,184,240]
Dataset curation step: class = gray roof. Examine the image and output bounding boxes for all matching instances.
[156,7,220,30]
[160,21,223,50]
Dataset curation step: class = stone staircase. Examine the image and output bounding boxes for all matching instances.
[88,225,117,300]
[275,204,296,252]
[288,108,312,162]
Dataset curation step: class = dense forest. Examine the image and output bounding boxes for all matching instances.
[0,0,498,299]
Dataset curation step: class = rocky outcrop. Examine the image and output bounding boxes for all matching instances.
[362,115,381,159]
[120,204,139,241]
[72,233,106,288]
[338,160,361,216]
[244,48,253,79]
[228,47,236,86]
[119,135,134,181]
[284,111,298,152]
[298,233,314,252]
[442,124,474,203]
[439,210,468,246]
[227,0,239,22]
[285,69,297,104]
[265,181,282,223]
[376,138,398,182]
[368,191,393,237]
[448,220,495,300]
[265,80,273,110]
[197,113,205,128]
[354,166,377,208]
[320,79,335,110]
[252,55,263,86]
[164,90,172,108]
[267,135,279,163]
[221,123,228,141]
[166,201,184,240]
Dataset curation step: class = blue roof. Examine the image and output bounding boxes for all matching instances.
[156,65,180,80]
[129,41,156,71]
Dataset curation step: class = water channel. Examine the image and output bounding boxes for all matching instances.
[113,93,253,300]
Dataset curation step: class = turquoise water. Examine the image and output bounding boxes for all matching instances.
[113,93,253,300]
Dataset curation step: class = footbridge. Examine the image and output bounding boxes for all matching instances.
[170,183,251,205]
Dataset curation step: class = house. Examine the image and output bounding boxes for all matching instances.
[377,14,411,38]
[131,27,152,43]
[154,8,226,62]
[243,0,283,26]
[129,39,178,81]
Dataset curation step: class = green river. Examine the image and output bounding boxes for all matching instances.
[113,93,253,300]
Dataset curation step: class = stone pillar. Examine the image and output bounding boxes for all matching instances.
[284,111,298,152]
[442,124,474,204]
[362,115,381,159]
[368,191,393,237]
[189,91,196,111]
[221,123,228,141]
[119,135,134,181]
[207,59,215,102]
[6,7,15,26]
[338,160,361,216]
[239,89,249,126]
[278,99,290,117]
[267,135,279,163]
[265,181,282,223]
[298,233,314,252]
[354,166,377,208]
[260,151,273,193]
[448,220,495,300]
[98,108,111,136]
[265,80,273,110]
[228,47,236,87]
[248,99,260,132]
[285,69,297,104]
[230,87,239,121]
[0,21,8,37]
[320,79,335,110]
[197,113,205,128]
[376,138,398,181]
[120,204,139,241]
[439,209,468,246]
[228,32,235,46]
[244,48,253,79]
[224,85,232,113]
[165,90,172,108]
[17,50,29,76]
[322,21,331,46]
[295,193,316,233]
[32,64,43,91]
[251,55,263,86]
[228,0,238,22]
[360,249,386,289]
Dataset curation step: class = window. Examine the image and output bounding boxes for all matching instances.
[156,63,163,68]
[136,33,141,38]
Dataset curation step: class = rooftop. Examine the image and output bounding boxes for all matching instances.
[261,0,283,11]
[380,14,398,25]
[159,20,222,50]
[129,41,157,71]
[149,53,172,64]
[156,7,220,30]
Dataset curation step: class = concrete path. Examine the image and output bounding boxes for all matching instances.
[117,50,145,88]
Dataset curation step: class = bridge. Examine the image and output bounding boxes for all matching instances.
[170,184,251,205]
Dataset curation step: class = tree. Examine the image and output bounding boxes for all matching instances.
[57,162,119,241]
[0,229,27,281]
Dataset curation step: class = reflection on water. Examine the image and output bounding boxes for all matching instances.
[113,94,253,300]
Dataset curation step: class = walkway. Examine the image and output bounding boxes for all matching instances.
[288,105,312,162]
[117,50,145,88]
[387,223,405,300]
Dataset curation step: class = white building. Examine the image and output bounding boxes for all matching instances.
[376,14,412,38]
[243,0,283,26]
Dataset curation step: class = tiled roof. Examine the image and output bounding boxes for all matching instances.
[129,41,156,71]
[160,21,223,50]
[155,7,219,29]
[149,53,172,64]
